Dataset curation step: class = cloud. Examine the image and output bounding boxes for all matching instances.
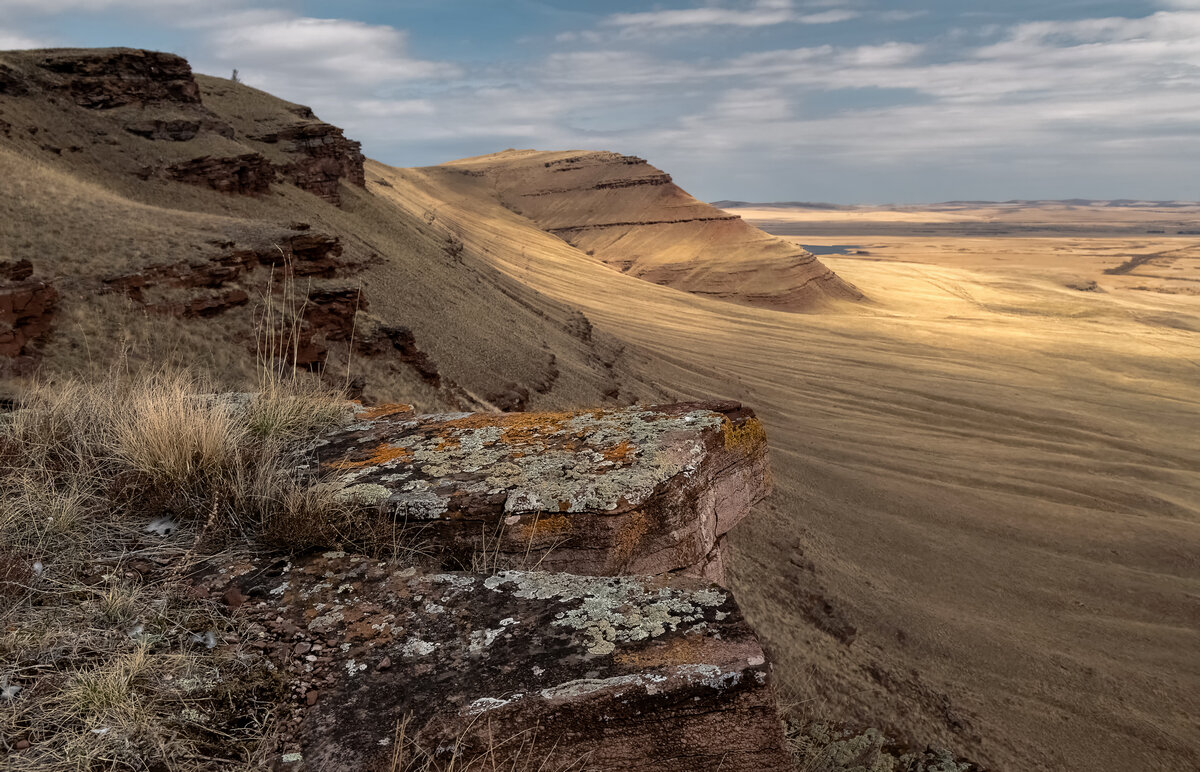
[603,0,856,30]
[0,30,47,49]
[0,0,226,13]
[198,11,459,91]
[2,0,1198,199]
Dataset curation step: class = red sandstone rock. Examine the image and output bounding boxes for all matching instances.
[354,325,442,386]
[124,118,234,141]
[312,401,771,581]
[0,276,57,359]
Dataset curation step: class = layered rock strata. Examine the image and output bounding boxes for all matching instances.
[0,260,57,370]
[312,401,771,581]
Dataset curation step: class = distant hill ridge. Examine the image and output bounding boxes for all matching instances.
[716,198,1199,208]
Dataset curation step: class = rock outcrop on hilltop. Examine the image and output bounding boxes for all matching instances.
[0,48,365,204]
[186,400,789,771]
[435,149,863,310]
[35,48,202,109]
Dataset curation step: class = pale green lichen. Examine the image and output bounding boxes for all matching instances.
[330,407,726,517]
[333,483,391,506]
[483,571,726,655]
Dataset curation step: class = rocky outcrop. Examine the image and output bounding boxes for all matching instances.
[124,118,234,141]
[34,48,200,109]
[101,232,350,302]
[355,324,442,386]
[2,49,361,204]
[251,123,366,205]
[286,287,366,367]
[314,401,770,581]
[0,261,57,367]
[166,153,274,195]
[194,552,790,771]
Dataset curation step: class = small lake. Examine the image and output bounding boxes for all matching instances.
[802,244,862,255]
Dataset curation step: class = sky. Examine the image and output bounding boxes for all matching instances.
[1,0,1198,203]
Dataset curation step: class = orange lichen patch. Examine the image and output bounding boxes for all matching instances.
[497,413,576,446]
[346,617,392,641]
[327,441,414,469]
[518,513,573,547]
[357,402,415,420]
[602,440,637,463]
[558,500,570,512]
[613,508,651,567]
[425,410,579,448]
[722,416,767,453]
[614,635,714,669]
[435,436,461,452]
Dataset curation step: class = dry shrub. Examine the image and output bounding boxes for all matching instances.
[246,373,350,442]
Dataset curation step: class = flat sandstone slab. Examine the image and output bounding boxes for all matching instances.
[314,402,770,580]
[201,552,790,771]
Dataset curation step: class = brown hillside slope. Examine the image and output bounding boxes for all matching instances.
[433,149,861,310]
[0,48,644,411]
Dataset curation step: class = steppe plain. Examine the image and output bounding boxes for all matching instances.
[386,183,1200,770]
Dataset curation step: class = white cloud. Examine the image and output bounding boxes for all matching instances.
[199,11,458,90]
[0,0,224,13]
[603,0,856,29]
[0,30,48,49]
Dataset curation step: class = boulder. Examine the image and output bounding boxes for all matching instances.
[313,401,771,581]
[197,552,791,771]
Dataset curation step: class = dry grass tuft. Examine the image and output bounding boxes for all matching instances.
[0,367,350,768]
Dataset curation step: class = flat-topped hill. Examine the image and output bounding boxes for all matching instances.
[433,149,862,310]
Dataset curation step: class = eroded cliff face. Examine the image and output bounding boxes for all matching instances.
[0,48,365,204]
[187,399,790,772]
[435,149,863,311]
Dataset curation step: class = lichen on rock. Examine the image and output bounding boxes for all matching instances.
[310,401,771,580]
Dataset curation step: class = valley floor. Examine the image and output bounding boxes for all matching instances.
[392,181,1200,770]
